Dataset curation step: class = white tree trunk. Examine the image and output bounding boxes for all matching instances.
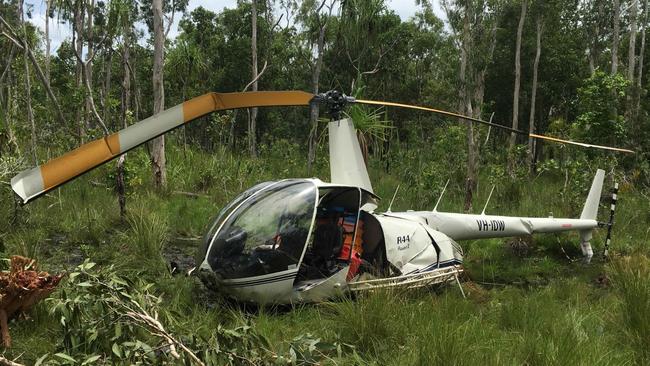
[45,0,50,83]
[528,17,542,172]
[613,0,620,74]
[307,1,329,174]
[151,0,167,188]
[509,0,527,174]
[628,0,639,82]
[249,0,259,158]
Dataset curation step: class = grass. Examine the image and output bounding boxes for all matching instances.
[0,138,649,364]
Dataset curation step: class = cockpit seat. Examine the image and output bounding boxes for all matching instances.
[312,223,343,259]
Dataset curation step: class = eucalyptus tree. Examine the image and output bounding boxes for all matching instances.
[298,0,338,172]
[444,0,502,211]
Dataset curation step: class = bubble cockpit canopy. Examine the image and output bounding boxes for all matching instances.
[203,180,317,280]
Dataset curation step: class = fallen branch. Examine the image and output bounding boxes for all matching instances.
[171,191,208,198]
[0,355,25,366]
[0,256,64,347]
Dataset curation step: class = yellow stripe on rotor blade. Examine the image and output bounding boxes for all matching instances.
[183,91,315,122]
[12,90,317,204]
[529,133,635,154]
[40,133,121,192]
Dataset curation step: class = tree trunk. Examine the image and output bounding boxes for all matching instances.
[589,0,604,75]
[612,0,620,75]
[249,0,259,158]
[508,0,527,175]
[528,17,542,173]
[74,1,85,143]
[151,0,167,188]
[19,0,36,164]
[117,29,131,219]
[103,46,112,128]
[635,0,648,119]
[307,9,327,174]
[86,0,95,128]
[45,0,51,83]
[460,4,475,212]
[628,0,638,82]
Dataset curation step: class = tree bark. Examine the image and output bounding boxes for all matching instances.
[508,0,527,175]
[528,17,542,172]
[151,0,167,188]
[45,0,50,83]
[628,0,638,82]
[103,46,112,127]
[86,0,95,128]
[460,4,475,212]
[249,0,259,158]
[307,0,329,174]
[589,0,604,75]
[73,0,85,143]
[635,0,648,118]
[117,28,131,219]
[19,0,36,164]
[612,0,620,75]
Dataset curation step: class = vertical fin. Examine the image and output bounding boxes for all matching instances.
[580,169,605,220]
[328,118,373,193]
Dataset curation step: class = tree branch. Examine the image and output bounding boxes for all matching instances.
[0,15,66,126]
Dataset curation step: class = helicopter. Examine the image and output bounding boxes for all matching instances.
[11,90,630,304]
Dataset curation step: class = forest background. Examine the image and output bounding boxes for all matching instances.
[1,0,650,364]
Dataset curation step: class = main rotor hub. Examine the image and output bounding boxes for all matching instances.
[312,90,356,120]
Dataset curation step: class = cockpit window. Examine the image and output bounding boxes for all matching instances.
[207,181,316,279]
[198,181,275,263]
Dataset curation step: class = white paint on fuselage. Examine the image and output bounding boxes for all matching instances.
[389,211,598,241]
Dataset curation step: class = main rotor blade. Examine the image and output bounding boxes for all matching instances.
[529,133,634,154]
[11,91,315,204]
[355,99,526,135]
[355,99,635,154]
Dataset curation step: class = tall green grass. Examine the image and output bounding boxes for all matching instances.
[1,139,649,364]
[610,255,650,363]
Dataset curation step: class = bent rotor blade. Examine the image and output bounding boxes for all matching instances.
[12,91,315,204]
[529,133,634,154]
[355,99,635,154]
[355,99,526,134]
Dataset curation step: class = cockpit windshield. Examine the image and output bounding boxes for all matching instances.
[206,181,317,279]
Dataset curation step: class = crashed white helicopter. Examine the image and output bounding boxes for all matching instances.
[11,90,630,304]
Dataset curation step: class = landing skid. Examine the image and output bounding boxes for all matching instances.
[348,265,465,296]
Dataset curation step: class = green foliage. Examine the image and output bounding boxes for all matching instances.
[46,260,162,364]
[573,71,630,146]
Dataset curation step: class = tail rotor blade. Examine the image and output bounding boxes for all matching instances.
[11,91,315,204]
[355,98,635,155]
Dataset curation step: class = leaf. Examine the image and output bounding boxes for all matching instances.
[82,355,102,365]
[54,353,77,363]
[112,343,123,358]
[34,353,49,366]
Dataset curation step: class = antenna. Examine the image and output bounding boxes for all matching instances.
[387,184,400,213]
[481,185,496,215]
[433,179,450,212]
